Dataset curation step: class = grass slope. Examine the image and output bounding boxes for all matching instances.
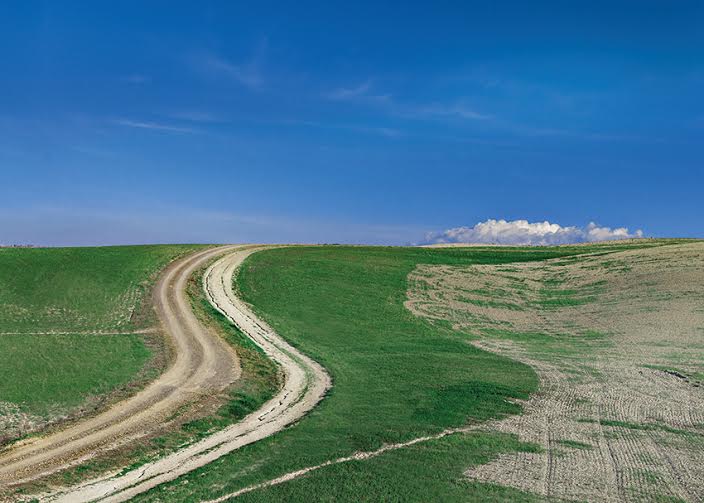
[0,245,200,416]
[52,262,280,489]
[0,245,200,333]
[137,245,617,502]
[0,334,150,414]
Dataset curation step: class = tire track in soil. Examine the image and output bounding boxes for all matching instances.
[0,246,241,492]
[34,246,331,503]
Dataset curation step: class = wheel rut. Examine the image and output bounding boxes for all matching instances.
[0,246,240,491]
[28,246,331,503]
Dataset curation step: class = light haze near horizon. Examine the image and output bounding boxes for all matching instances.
[1,2,702,245]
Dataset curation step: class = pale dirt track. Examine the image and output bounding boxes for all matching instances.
[32,246,331,503]
[0,246,241,491]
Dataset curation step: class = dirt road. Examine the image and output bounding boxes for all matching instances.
[0,246,241,490]
[35,246,331,502]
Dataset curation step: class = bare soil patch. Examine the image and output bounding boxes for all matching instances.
[406,243,704,502]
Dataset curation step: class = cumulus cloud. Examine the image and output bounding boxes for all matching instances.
[423,219,643,246]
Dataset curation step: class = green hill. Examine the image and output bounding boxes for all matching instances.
[0,245,200,432]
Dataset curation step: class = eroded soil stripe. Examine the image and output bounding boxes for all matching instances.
[203,426,482,503]
[0,329,159,336]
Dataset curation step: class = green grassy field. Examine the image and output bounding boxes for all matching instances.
[52,261,281,488]
[0,245,200,418]
[136,244,640,502]
[0,245,201,333]
[0,333,151,415]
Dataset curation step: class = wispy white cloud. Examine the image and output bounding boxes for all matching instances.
[423,219,644,246]
[499,122,643,142]
[325,80,489,123]
[200,52,262,89]
[356,126,402,137]
[121,74,150,84]
[272,118,402,138]
[325,80,391,104]
[165,110,222,123]
[324,74,646,142]
[398,101,490,121]
[112,119,196,134]
[326,81,372,100]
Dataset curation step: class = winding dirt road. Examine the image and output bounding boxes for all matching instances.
[20,246,331,502]
[0,246,241,490]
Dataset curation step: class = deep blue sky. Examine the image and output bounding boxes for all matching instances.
[1,1,702,245]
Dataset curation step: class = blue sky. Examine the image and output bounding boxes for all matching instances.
[1,1,702,245]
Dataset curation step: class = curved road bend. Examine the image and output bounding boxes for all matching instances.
[0,246,241,488]
[41,246,331,502]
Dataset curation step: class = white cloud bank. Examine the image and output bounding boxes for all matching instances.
[424,219,643,246]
